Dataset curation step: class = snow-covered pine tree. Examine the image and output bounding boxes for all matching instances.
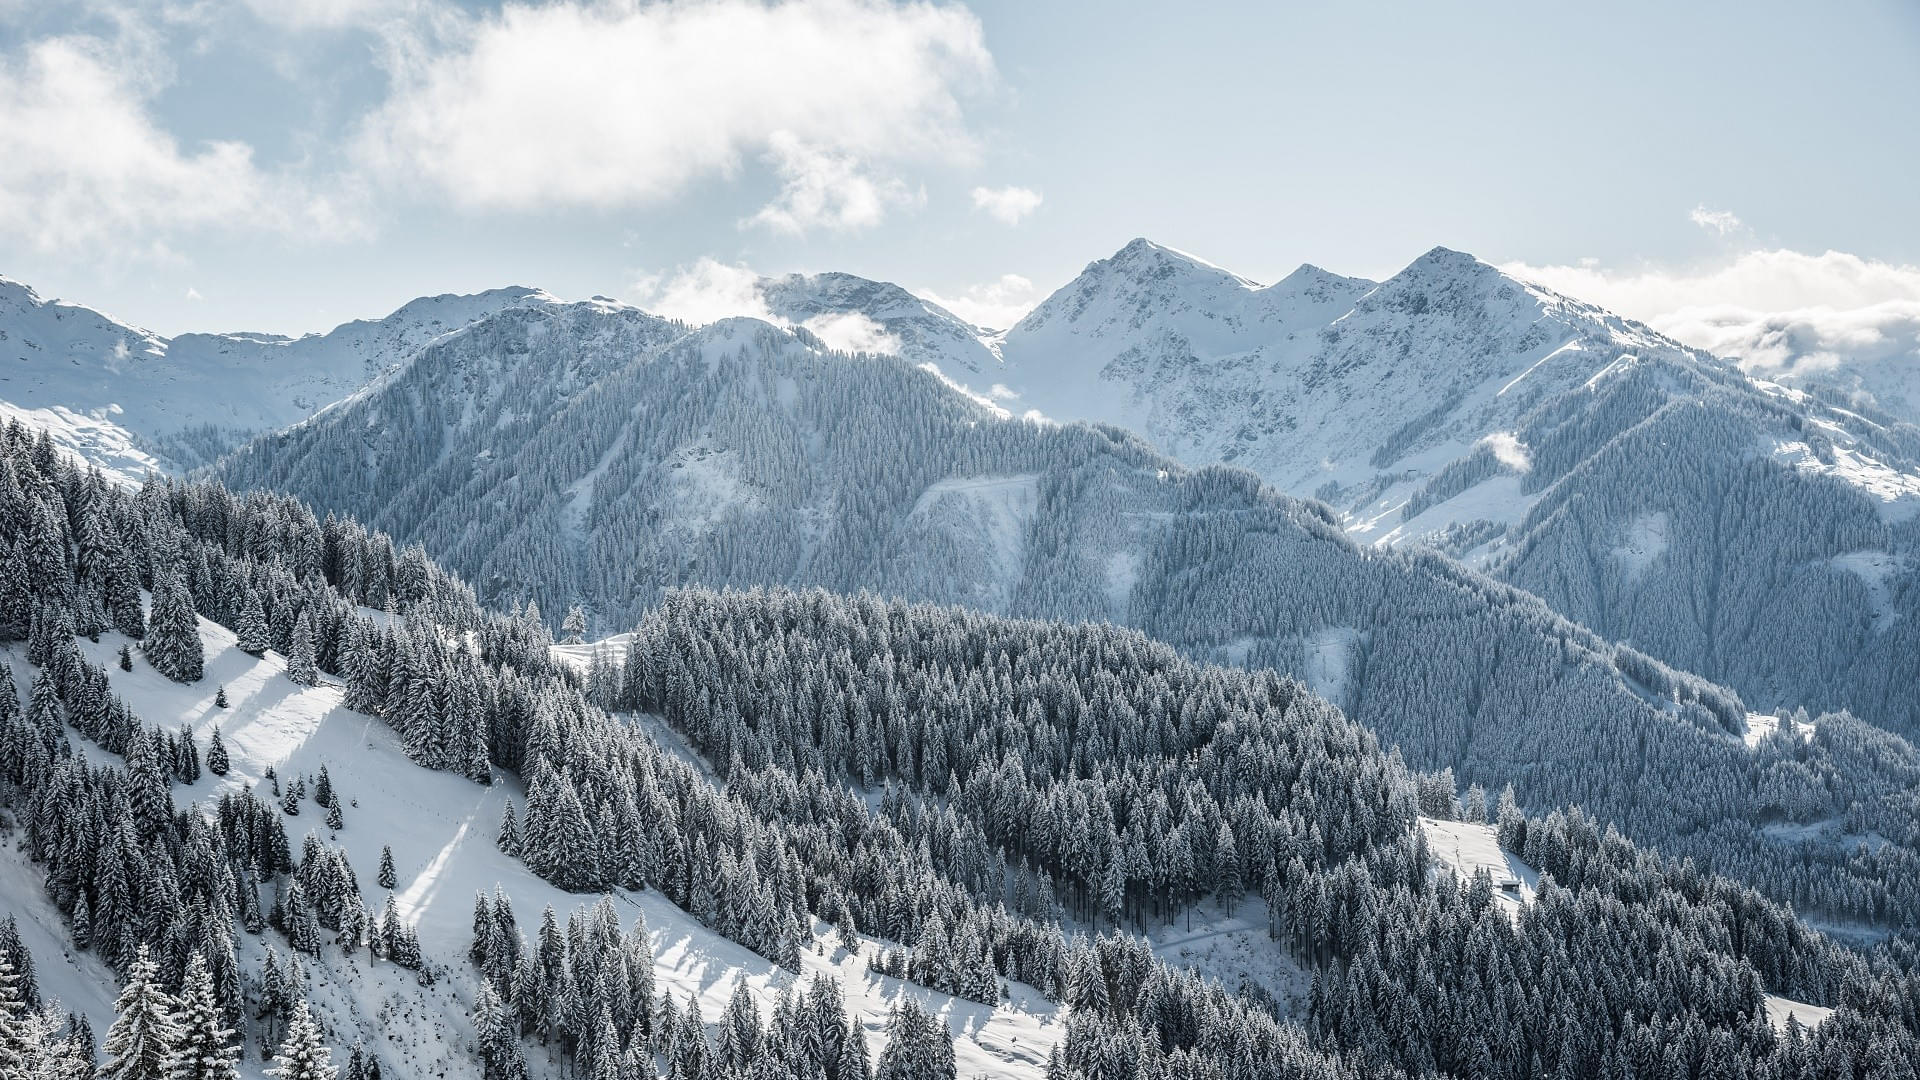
[206,730,228,775]
[99,944,182,1080]
[377,847,395,890]
[562,605,587,645]
[266,1000,336,1080]
[287,612,319,687]
[235,590,270,657]
[0,952,33,1077]
[142,572,203,683]
[496,801,520,857]
[166,953,239,1080]
[874,999,953,1080]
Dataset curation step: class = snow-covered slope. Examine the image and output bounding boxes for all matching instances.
[741,240,1693,545]
[0,275,556,476]
[3,616,1062,1078]
[992,241,1692,535]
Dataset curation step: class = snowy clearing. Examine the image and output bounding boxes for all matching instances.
[1420,817,1537,918]
[1763,994,1833,1033]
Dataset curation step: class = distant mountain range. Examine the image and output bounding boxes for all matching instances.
[4,240,1918,742]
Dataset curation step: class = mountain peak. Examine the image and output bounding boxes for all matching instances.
[1268,262,1377,303]
[1098,237,1258,286]
[1408,245,1499,278]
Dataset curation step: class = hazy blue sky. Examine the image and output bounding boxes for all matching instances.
[2,0,1917,343]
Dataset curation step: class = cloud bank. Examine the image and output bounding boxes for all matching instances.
[0,33,350,256]
[359,0,993,232]
[916,273,1040,330]
[1507,247,1920,421]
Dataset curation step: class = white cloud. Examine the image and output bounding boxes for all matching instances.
[1689,205,1742,236]
[916,273,1040,330]
[359,0,993,227]
[0,33,351,256]
[632,257,775,325]
[631,256,904,354]
[185,286,203,301]
[798,310,901,354]
[1480,432,1531,473]
[970,184,1041,225]
[746,133,920,235]
[1504,247,1920,421]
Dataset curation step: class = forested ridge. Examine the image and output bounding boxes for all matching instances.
[7,415,1920,1076]
[213,302,1920,933]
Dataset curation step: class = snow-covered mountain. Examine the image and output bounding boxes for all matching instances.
[4,424,1911,1080]
[0,275,557,477]
[204,294,1920,939]
[742,242,1920,737]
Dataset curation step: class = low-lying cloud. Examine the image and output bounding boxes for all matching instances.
[631,256,903,354]
[1505,247,1920,421]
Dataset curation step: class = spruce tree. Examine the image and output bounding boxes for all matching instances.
[119,644,134,672]
[99,944,182,1080]
[377,848,395,890]
[214,686,227,709]
[235,591,270,657]
[205,731,228,776]
[0,953,33,1079]
[873,999,952,1080]
[143,573,203,683]
[287,613,319,687]
[166,953,239,1080]
[266,1000,337,1080]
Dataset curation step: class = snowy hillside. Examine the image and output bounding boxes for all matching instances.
[2,615,1063,1078]
[0,274,556,476]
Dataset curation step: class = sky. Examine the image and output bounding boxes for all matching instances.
[2,0,1918,370]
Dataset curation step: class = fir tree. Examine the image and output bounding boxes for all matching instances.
[205,731,228,776]
[287,612,319,687]
[236,591,270,657]
[496,801,520,858]
[377,848,395,890]
[119,644,134,672]
[142,573,203,684]
[874,1000,952,1080]
[166,953,240,1080]
[214,686,227,709]
[266,1000,336,1080]
[99,945,182,1080]
[72,892,92,951]
[0,953,33,1079]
